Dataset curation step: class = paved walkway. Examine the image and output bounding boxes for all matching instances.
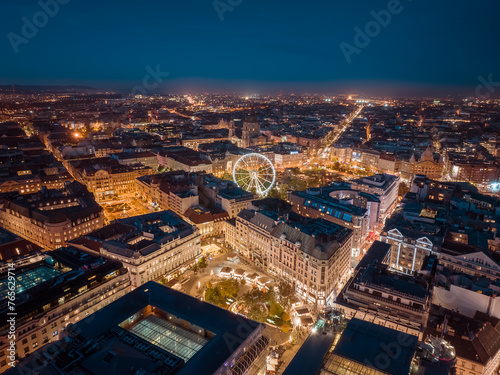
[176,250,315,374]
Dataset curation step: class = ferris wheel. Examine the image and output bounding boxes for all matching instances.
[233,153,276,196]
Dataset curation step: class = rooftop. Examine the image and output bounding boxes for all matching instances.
[87,211,198,258]
[327,318,418,375]
[10,281,267,375]
[217,186,256,201]
[282,330,336,375]
[0,247,126,333]
[350,173,399,191]
[355,263,429,300]
[0,181,103,225]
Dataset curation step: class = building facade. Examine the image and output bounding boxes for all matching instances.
[0,181,104,250]
[0,248,130,372]
[74,211,201,287]
[350,173,400,223]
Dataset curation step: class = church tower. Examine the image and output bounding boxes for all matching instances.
[242,110,259,148]
[229,119,235,138]
[366,118,372,141]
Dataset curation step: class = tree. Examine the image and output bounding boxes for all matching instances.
[269,302,283,317]
[277,280,295,309]
[205,287,225,306]
[248,303,268,322]
[282,312,290,322]
[192,263,199,273]
[198,256,208,269]
[218,279,239,299]
[281,321,291,333]
[268,188,281,199]
[207,280,213,289]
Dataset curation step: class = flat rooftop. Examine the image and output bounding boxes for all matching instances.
[218,187,255,200]
[356,263,429,300]
[355,240,391,271]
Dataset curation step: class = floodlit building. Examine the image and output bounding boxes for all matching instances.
[72,211,201,287]
[269,218,353,306]
[288,188,369,256]
[350,173,400,223]
[338,241,432,333]
[229,209,353,306]
[0,181,104,250]
[111,151,159,170]
[157,146,213,173]
[68,157,151,200]
[216,187,257,218]
[341,259,431,331]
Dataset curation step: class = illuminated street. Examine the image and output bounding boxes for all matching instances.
[1,1,499,373]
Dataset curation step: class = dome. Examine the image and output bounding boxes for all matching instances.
[421,145,434,162]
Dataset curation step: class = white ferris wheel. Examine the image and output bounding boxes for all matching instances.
[233,153,276,196]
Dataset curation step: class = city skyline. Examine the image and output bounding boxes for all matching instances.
[1,0,500,97]
[2,1,500,375]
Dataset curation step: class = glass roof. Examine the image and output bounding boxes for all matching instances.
[128,315,209,362]
[0,266,62,299]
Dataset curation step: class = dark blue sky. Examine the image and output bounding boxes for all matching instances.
[1,0,499,95]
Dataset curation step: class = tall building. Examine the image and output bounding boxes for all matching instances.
[340,250,432,331]
[67,157,152,201]
[403,146,444,181]
[241,111,261,148]
[157,146,213,173]
[381,218,443,275]
[215,186,257,218]
[288,188,369,256]
[228,209,353,306]
[269,218,353,306]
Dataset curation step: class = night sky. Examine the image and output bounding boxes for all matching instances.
[1,0,499,96]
